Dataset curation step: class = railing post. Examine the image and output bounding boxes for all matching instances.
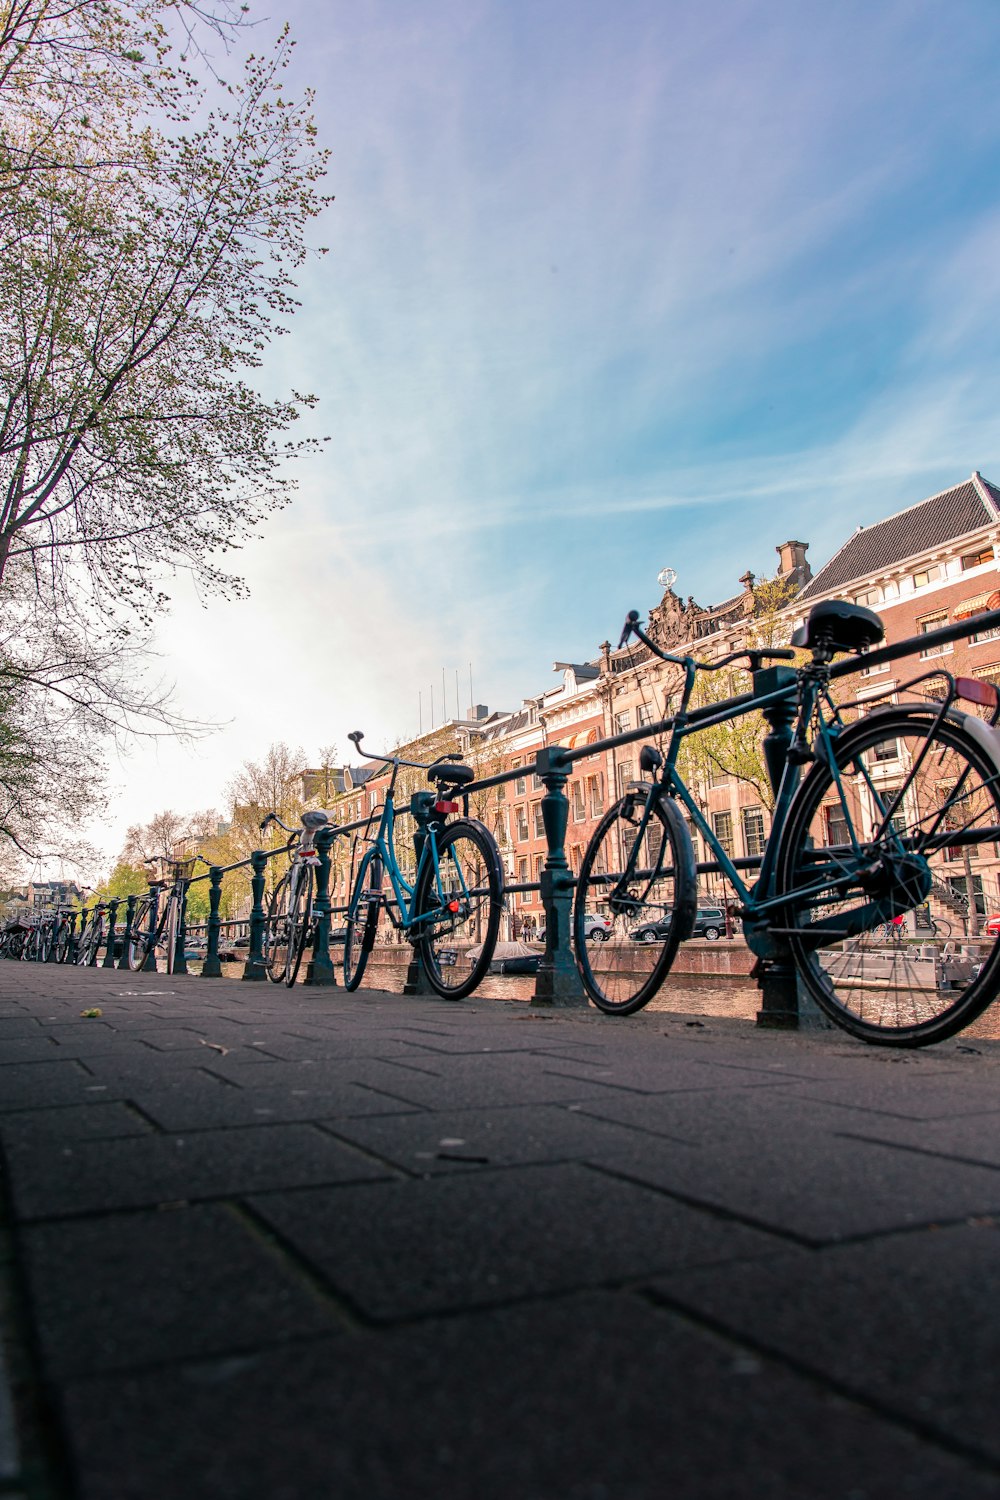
[305,828,337,986]
[242,851,268,981]
[87,908,101,966]
[118,895,136,970]
[532,745,587,1007]
[142,888,160,972]
[173,879,190,976]
[102,898,120,969]
[201,868,224,978]
[66,910,80,965]
[751,664,827,1030]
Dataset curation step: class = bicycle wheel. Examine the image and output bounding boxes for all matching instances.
[40,923,53,962]
[413,819,503,998]
[76,918,98,966]
[574,794,692,1014]
[286,866,314,987]
[778,709,1000,1045]
[265,873,294,983]
[53,921,70,964]
[128,897,156,971]
[343,849,382,990]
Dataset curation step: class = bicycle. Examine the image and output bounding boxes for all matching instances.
[129,856,206,972]
[574,597,1000,1046]
[342,732,504,998]
[75,901,108,966]
[260,809,331,986]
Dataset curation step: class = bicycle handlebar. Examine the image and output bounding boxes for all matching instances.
[346,731,464,776]
[619,609,796,672]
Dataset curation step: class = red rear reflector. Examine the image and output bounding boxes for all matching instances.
[435,800,459,814]
[448,899,460,912]
[956,677,999,708]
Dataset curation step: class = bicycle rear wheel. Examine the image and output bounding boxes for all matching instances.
[413,819,503,998]
[53,921,70,964]
[265,873,294,984]
[778,709,1000,1045]
[343,849,382,991]
[286,867,314,987]
[574,794,692,1014]
[128,897,156,971]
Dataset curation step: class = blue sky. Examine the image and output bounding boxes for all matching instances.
[83,0,1000,869]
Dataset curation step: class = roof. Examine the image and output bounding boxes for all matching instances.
[799,473,1000,602]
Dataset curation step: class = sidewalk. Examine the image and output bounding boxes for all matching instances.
[2,962,1000,1499]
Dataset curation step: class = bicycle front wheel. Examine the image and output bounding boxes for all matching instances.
[414,820,503,998]
[128,898,156,971]
[343,850,382,991]
[575,795,690,1014]
[265,873,294,984]
[286,867,314,987]
[778,709,1000,1045]
[53,921,70,964]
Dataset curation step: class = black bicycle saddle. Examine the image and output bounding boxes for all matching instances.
[791,599,884,655]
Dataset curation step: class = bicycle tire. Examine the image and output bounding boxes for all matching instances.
[40,923,53,963]
[343,849,382,991]
[128,897,156,971]
[286,866,314,987]
[76,918,101,966]
[413,819,503,999]
[778,708,1000,1046]
[53,921,70,964]
[265,873,294,984]
[165,898,179,975]
[574,794,691,1014]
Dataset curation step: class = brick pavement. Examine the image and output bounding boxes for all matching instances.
[1,962,1000,1498]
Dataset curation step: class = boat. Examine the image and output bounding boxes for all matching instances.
[468,941,541,977]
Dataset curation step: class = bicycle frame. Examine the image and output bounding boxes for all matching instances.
[611,635,999,963]
[352,762,470,936]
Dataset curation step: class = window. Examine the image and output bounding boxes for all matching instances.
[946,874,985,915]
[712,810,734,857]
[970,612,1000,645]
[533,802,545,838]
[517,857,529,904]
[496,783,506,802]
[614,710,631,734]
[741,806,766,859]
[532,772,543,791]
[515,806,529,841]
[918,612,951,658]
[616,762,633,794]
[572,782,586,821]
[532,853,544,889]
[860,658,890,677]
[512,759,526,795]
[912,564,943,589]
[962,548,994,571]
[855,586,881,606]
[637,703,656,727]
[588,775,604,817]
[872,736,900,763]
[707,763,730,788]
[823,803,849,847]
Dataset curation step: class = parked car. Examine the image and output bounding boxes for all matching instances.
[579,912,613,941]
[984,915,1000,936]
[630,906,728,943]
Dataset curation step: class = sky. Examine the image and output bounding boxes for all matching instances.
[72,0,1000,877]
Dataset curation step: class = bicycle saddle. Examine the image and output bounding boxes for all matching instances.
[791,599,884,656]
[428,762,474,786]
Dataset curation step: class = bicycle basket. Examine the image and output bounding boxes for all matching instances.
[172,857,200,881]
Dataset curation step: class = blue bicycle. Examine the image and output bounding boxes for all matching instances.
[342,733,504,998]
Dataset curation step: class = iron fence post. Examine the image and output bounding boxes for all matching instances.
[201,868,224,978]
[102,899,120,969]
[532,745,587,1007]
[118,895,136,970]
[751,664,817,1030]
[66,910,80,964]
[142,888,160,972]
[242,851,268,981]
[305,828,336,986]
[173,880,190,976]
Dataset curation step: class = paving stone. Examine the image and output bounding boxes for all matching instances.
[21,1203,345,1378]
[0,1100,153,1149]
[6,1121,397,1217]
[655,1222,1000,1462]
[323,1100,686,1174]
[250,1161,782,1320]
[585,1121,1000,1241]
[0,1058,97,1111]
[57,1294,1000,1500]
